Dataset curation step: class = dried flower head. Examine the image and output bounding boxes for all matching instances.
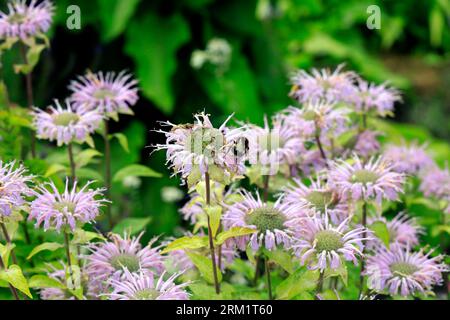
[32,100,103,146]
[0,0,54,40]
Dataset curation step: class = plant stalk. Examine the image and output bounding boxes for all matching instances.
[315,271,325,299]
[63,230,76,291]
[265,257,273,300]
[0,222,18,265]
[359,201,368,295]
[103,119,113,229]
[68,143,76,184]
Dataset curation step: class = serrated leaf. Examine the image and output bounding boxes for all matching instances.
[113,164,162,182]
[27,242,64,260]
[324,263,348,286]
[0,265,32,298]
[186,252,222,285]
[161,235,208,254]
[263,248,294,274]
[369,220,390,247]
[206,205,221,237]
[29,275,65,289]
[112,217,151,236]
[125,12,190,113]
[216,227,256,245]
[276,268,319,300]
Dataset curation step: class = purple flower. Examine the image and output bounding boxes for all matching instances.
[329,155,405,204]
[107,269,189,300]
[154,112,244,183]
[289,64,357,104]
[223,190,299,252]
[0,0,54,40]
[0,161,33,217]
[291,214,369,271]
[68,71,138,117]
[353,130,381,158]
[365,246,447,297]
[350,80,401,117]
[419,164,450,199]
[32,100,103,146]
[85,233,165,291]
[29,179,107,232]
[383,143,433,174]
[283,178,348,224]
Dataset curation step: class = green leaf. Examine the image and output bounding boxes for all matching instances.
[369,220,390,247]
[125,12,190,113]
[98,0,142,42]
[75,168,104,181]
[186,252,222,284]
[29,275,65,289]
[112,217,152,236]
[276,268,319,300]
[75,148,102,168]
[14,42,45,74]
[0,265,32,298]
[113,164,162,182]
[161,235,208,254]
[45,163,67,177]
[111,133,130,153]
[205,205,222,237]
[263,249,294,274]
[215,227,257,245]
[324,263,348,286]
[72,229,106,245]
[27,242,64,260]
[0,243,15,268]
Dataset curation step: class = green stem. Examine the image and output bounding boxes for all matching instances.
[315,271,324,299]
[205,171,220,294]
[63,230,76,291]
[263,174,270,202]
[68,143,76,184]
[359,201,368,296]
[265,256,273,300]
[103,119,113,229]
[0,222,17,265]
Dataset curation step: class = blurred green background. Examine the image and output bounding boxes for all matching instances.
[1,0,449,237]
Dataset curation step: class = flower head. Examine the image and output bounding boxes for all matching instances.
[107,269,189,300]
[223,190,299,252]
[419,165,450,199]
[0,0,54,40]
[32,100,103,146]
[329,155,405,204]
[0,161,33,217]
[383,143,433,174]
[291,214,368,271]
[85,233,165,290]
[353,130,381,158]
[29,179,106,232]
[154,112,243,183]
[365,246,447,297]
[289,64,357,104]
[350,80,401,117]
[68,71,138,117]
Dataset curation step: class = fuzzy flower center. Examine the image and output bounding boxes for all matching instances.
[351,169,378,184]
[259,132,283,152]
[390,262,418,277]
[8,13,27,24]
[133,289,160,300]
[53,201,76,214]
[52,112,80,126]
[305,191,337,211]
[110,254,140,272]
[314,230,343,252]
[185,127,224,157]
[244,206,286,233]
[93,88,116,99]
[302,110,317,121]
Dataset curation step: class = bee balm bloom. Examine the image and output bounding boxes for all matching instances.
[383,143,433,174]
[29,180,107,232]
[0,0,54,40]
[68,71,138,117]
[0,161,33,217]
[32,100,103,146]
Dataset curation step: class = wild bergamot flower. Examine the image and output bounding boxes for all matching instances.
[384,143,433,174]
[29,179,107,232]
[68,70,139,117]
[365,245,447,297]
[32,100,103,146]
[0,0,54,40]
[329,155,405,204]
[106,268,189,300]
[292,214,369,271]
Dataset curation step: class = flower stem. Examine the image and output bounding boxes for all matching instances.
[205,171,221,294]
[103,119,113,229]
[63,230,76,290]
[314,125,328,168]
[253,256,262,285]
[67,143,76,184]
[0,222,18,265]
[265,256,273,300]
[315,271,324,299]
[0,255,20,300]
[263,174,270,202]
[19,42,36,158]
[359,201,368,295]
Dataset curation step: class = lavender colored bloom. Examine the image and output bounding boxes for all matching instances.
[107,269,189,300]
[419,165,450,199]
[29,179,106,232]
[289,64,357,104]
[353,130,381,158]
[32,100,103,146]
[223,190,299,252]
[350,80,401,117]
[383,143,433,174]
[283,178,348,224]
[0,0,54,40]
[365,246,447,297]
[155,112,244,182]
[0,161,33,217]
[291,214,368,271]
[298,149,329,175]
[85,233,165,290]
[329,155,405,204]
[68,71,138,116]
